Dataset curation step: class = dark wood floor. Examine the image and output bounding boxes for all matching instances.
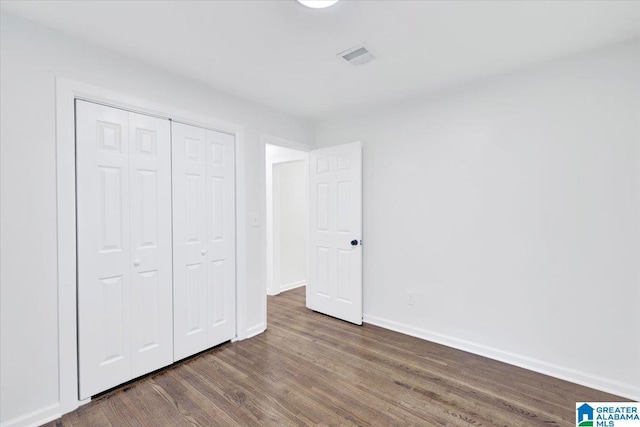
[47,287,625,427]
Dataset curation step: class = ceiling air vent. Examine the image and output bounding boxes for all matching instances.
[338,44,374,66]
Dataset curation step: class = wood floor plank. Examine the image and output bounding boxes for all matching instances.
[46,287,628,427]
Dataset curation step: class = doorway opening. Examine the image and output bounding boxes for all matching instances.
[263,139,363,329]
[265,143,309,300]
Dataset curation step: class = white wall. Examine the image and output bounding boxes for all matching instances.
[265,143,309,295]
[0,12,314,426]
[317,39,640,400]
[274,160,308,292]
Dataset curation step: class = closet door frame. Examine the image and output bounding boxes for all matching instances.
[55,78,248,416]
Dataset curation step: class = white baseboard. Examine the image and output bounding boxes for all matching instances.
[280,280,305,293]
[363,314,640,401]
[1,403,60,427]
[245,322,266,339]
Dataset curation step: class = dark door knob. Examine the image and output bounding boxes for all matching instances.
[351,240,358,246]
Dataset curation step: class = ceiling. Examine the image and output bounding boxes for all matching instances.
[2,0,639,121]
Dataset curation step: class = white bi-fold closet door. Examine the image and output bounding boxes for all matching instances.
[77,101,236,399]
[171,122,236,361]
[76,100,173,399]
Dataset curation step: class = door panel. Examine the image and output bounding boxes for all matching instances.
[307,142,362,325]
[77,101,132,399]
[172,122,208,361]
[77,102,173,398]
[205,130,236,346]
[128,112,173,377]
[79,103,236,393]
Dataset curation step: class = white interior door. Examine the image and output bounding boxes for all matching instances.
[77,101,131,399]
[128,112,173,378]
[172,122,208,360]
[307,142,362,325]
[77,101,173,399]
[172,123,236,361]
[205,130,236,346]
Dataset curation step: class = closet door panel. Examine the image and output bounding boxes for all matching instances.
[172,122,209,361]
[77,100,132,399]
[206,130,236,346]
[129,112,173,376]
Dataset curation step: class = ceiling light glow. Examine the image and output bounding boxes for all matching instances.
[297,0,339,9]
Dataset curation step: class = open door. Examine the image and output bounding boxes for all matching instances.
[307,142,362,325]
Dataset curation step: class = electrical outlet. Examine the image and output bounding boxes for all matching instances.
[407,291,415,306]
